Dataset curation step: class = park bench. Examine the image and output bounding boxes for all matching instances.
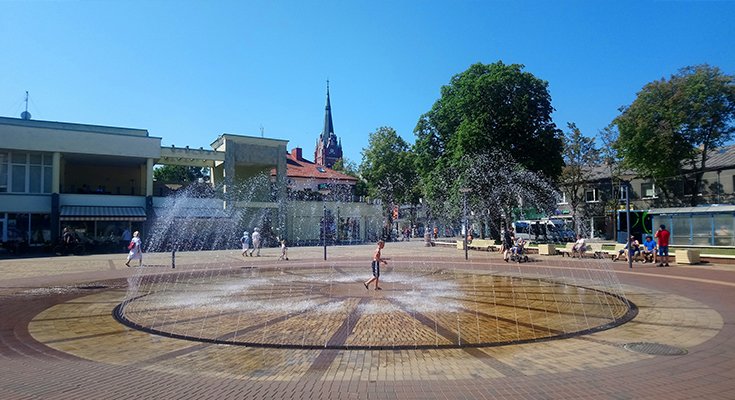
[558,242,576,257]
[457,238,498,252]
[608,243,626,260]
[586,243,608,259]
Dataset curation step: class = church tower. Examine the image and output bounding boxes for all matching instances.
[315,81,343,168]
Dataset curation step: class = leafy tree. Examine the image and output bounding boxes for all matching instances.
[614,64,735,205]
[415,61,563,184]
[558,123,600,234]
[360,127,419,205]
[153,165,209,183]
[453,152,558,239]
[359,127,420,238]
[598,124,628,238]
[331,158,368,198]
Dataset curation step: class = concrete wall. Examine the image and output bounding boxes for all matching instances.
[1,120,161,158]
[0,194,51,213]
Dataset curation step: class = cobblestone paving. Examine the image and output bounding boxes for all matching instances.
[2,242,735,399]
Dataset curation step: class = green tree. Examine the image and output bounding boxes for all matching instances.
[558,123,600,234]
[153,165,209,183]
[359,127,419,206]
[614,64,735,205]
[599,124,629,238]
[360,127,420,240]
[331,158,369,198]
[415,61,563,183]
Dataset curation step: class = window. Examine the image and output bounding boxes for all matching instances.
[12,164,26,192]
[0,152,7,192]
[556,192,568,205]
[3,151,53,194]
[641,182,657,198]
[585,188,599,203]
[619,185,628,200]
[684,179,701,197]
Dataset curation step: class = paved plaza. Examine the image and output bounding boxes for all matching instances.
[1,241,734,399]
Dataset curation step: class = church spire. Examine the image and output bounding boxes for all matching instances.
[322,80,334,146]
[315,80,343,167]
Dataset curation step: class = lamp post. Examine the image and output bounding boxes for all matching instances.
[319,188,332,260]
[460,188,472,260]
[624,181,632,269]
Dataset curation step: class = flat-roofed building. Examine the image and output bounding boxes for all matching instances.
[0,116,380,253]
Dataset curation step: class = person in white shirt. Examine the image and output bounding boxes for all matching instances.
[572,234,587,258]
[278,238,288,261]
[125,231,143,267]
[250,228,262,257]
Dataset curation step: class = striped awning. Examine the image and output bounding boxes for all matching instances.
[60,206,147,221]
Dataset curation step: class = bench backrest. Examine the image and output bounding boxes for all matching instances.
[565,242,576,251]
[614,243,626,252]
[588,242,603,252]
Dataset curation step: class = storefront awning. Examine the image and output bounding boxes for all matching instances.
[60,206,147,221]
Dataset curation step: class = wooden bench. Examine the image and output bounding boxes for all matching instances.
[558,242,576,257]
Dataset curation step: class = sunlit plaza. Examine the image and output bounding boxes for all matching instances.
[2,242,734,399]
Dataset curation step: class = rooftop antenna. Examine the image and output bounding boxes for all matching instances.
[20,91,31,120]
[260,124,264,137]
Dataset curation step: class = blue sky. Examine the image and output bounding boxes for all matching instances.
[2,1,733,164]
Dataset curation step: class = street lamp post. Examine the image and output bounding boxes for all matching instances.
[460,188,472,260]
[319,189,332,261]
[624,181,632,269]
[323,203,328,260]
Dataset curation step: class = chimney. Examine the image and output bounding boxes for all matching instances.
[291,147,303,160]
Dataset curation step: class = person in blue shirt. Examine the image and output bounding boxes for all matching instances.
[641,235,657,264]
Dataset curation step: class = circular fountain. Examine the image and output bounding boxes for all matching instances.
[117,175,636,350]
[116,263,635,350]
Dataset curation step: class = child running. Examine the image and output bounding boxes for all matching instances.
[240,231,251,257]
[364,240,388,291]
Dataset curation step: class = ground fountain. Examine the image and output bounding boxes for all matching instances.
[116,170,637,351]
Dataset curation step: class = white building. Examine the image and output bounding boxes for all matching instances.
[0,116,381,253]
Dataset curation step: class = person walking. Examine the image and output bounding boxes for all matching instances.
[364,240,388,290]
[502,226,515,262]
[278,238,288,261]
[240,231,251,257]
[655,224,671,267]
[125,231,143,267]
[121,228,132,252]
[250,228,262,257]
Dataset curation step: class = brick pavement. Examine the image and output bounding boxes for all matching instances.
[1,242,734,399]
